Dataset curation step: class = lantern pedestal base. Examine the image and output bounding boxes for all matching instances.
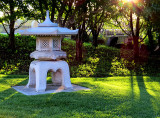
[27,60,72,92]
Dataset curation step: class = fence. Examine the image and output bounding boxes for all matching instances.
[100,29,129,45]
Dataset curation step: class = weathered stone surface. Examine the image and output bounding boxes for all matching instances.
[28,60,72,92]
[36,36,61,51]
[30,50,66,60]
[12,84,90,95]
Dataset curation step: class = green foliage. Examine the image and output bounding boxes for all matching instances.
[144,31,158,48]
[0,34,35,74]
[0,35,159,76]
[74,57,100,77]
[0,62,19,74]
[72,44,120,77]
[109,57,131,76]
[61,38,76,65]
[0,0,30,23]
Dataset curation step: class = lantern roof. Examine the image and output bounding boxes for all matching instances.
[20,10,78,36]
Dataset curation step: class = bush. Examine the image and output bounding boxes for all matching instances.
[144,32,158,50]
[0,34,159,76]
[0,34,35,74]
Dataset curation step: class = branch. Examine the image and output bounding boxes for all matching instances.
[62,5,72,27]
[139,25,146,34]
[97,10,105,23]
[123,13,130,22]
[139,33,148,43]
[139,22,144,31]
[0,2,10,16]
[135,16,140,36]
[14,19,28,30]
[3,10,10,16]
[56,1,63,12]
[130,10,134,36]
[2,22,9,35]
[115,18,130,36]
[98,22,104,34]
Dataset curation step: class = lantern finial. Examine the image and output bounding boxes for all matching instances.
[46,10,50,21]
[38,10,58,27]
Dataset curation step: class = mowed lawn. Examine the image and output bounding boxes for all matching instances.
[0,74,160,118]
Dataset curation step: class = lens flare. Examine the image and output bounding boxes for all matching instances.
[122,0,138,3]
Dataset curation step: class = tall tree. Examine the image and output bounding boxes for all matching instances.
[25,0,50,21]
[0,0,31,51]
[144,0,160,52]
[66,0,88,61]
[112,0,146,58]
[27,0,75,27]
[87,0,113,47]
[25,0,114,60]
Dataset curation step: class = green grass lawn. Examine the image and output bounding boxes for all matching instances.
[0,74,160,118]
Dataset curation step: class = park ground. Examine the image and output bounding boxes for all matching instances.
[0,74,160,118]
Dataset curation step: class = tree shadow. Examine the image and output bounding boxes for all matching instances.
[0,76,28,106]
[129,73,156,117]
[0,74,159,117]
[137,76,155,117]
[0,76,121,117]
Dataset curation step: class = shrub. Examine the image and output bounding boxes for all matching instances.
[0,34,35,74]
[0,35,159,76]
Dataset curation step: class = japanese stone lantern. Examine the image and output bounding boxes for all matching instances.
[20,11,78,92]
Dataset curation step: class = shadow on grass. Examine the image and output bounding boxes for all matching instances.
[0,75,159,117]
[0,75,123,117]
[0,74,29,108]
[0,80,113,117]
[128,72,157,117]
[135,76,155,117]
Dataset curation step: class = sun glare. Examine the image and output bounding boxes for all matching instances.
[122,0,137,3]
[0,11,3,17]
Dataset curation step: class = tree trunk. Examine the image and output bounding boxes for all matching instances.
[76,39,82,61]
[62,6,71,27]
[9,0,15,51]
[38,0,45,21]
[9,21,15,51]
[57,12,63,27]
[155,34,160,53]
[133,15,140,59]
[57,2,65,27]
[130,10,134,36]
[136,16,140,37]
[133,36,139,59]
[92,31,98,47]
[158,34,160,47]
[43,1,48,10]
[51,1,56,22]
[147,28,154,53]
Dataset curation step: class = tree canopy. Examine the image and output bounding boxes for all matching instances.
[0,0,160,55]
[0,0,31,50]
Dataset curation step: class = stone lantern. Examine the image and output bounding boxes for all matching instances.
[20,11,78,92]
